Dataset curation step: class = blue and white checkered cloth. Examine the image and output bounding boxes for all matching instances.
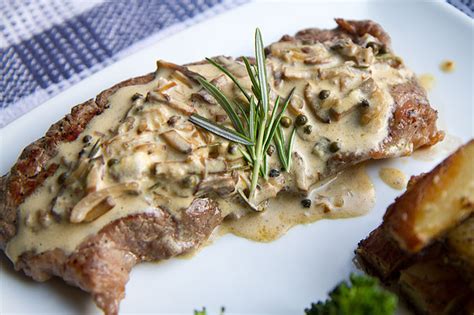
[1,0,472,127]
[0,0,245,127]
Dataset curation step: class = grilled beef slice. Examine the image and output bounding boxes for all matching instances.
[0,19,443,314]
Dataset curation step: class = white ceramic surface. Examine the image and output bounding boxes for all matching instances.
[1,1,472,314]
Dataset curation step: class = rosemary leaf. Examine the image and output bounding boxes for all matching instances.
[197,77,245,135]
[234,100,249,127]
[249,96,256,141]
[239,147,254,165]
[263,87,295,152]
[206,57,251,102]
[286,127,297,171]
[189,114,253,145]
[255,28,269,114]
[275,126,288,170]
[242,57,260,99]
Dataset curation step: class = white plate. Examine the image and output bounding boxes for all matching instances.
[1,1,472,314]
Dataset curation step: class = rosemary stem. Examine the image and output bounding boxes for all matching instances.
[249,115,267,201]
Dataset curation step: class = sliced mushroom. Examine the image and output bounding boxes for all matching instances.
[288,94,305,115]
[171,71,194,88]
[160,130,192,154]
[205,158,227,174]
[191,89,217,105]
[168,99,195,115]
[65,159,90,185]
[227,157,247,170]
[197,173,237,197]
[292,152,309,192]
[154,158,203,177]
[252,175,285,206]
[70,182,139,223]
[283,67,312,80]
[118,116,136,134]
[332,39,374,67]
[329,89,364,121]
[304,83,331,123]
[147,91,195,115]
[147,90,170,103]
[215,56,248,78]
[133,142,164,154]
[210,74,229,89]
[376,54,403,68]
[86,159,105,193]
[156,60,201,84]
[359,78,376,95]
[83,197,116,222]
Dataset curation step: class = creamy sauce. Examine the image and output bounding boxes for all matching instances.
[418,74,435,91]
[6,35,416,262]
[220,165,374,242]
[440,60,455,73]
[379,167,407,190]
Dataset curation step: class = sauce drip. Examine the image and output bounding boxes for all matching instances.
[440,60,455,73]
[379,167,407,190]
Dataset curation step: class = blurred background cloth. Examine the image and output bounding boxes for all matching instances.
[1,0,472,128]
[1,0,245,127]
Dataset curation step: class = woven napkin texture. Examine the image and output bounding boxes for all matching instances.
[1,0,245,127]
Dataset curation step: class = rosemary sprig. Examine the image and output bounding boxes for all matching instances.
[188,114,253,145]
[189,28,295,205]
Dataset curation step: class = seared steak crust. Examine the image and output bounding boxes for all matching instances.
[0,19,443,314]
[0,74,155,248]
[276,19,443,175]
[16,199,221,315]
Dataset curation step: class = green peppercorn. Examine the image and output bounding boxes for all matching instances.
[82,135,92,143]
[301,199,312,208]
[107,158,119,167]
[269,169,281,178]
[329,141,341,153]
[360,99,370,108]
[267,144,276,156]
[295,114,308,126]
[280,116,292,128]
[318,90,330,100]
[303,125,313,134]
[182,175,198,188]
[134,106,144,113]
[227,143,238,155]
[57,172,68,184]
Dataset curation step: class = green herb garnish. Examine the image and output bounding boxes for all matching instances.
[189,28,295,206]
[305,273,397,315]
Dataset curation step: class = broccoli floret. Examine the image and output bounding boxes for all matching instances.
[194,307,207,315]
[305,273,397,315]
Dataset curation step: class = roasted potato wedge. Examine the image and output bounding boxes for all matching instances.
[399,258,472,315]
[384,140,474,252]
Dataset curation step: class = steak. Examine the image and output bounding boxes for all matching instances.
[0,19,443,314]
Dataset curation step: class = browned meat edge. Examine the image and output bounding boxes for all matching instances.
[0,19,443,314]
[284,19,444,175]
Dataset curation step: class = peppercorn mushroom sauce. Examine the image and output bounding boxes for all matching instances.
[7,35,418,262]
